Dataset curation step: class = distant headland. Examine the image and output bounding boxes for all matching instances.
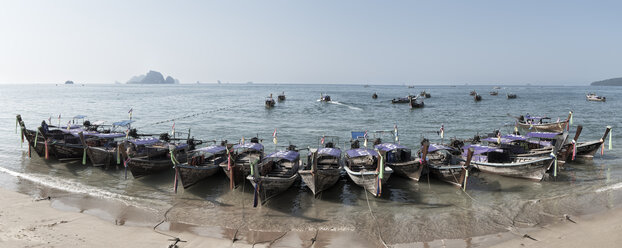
[591,77,622,86]
[127,70,179,84]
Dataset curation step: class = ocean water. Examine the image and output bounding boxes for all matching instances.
[1,83,621,246]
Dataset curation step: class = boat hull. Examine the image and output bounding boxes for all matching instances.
[248,174,299,203]
[517,122,567,133]
[88,147,118,167]
[177,163,220,189]
[128,155,187,179]
[388,160,424,181]
[472,157,553,181]
[427,164,468,187]
[299,169,341,195]
[344,166,392,197]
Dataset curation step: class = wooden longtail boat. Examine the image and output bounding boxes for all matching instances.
[343,141,392,197]
[515,112,572,133]
[391,95,412,104]
[586,93,606,102]
[120,138,189,178]
[277,92,286,101]
[320,93,332,102]
[507,93,517,99]
[265,94,275,108]
[176,144,228,189]
[375,142,423,181]
[482,130,573,167]
[572,126,612,160]
[490,91,498,96]
[409,96,424,108]
[247,147,301,206]
[474,94,482,101]
[299,139,342,195]
[78,131,127,166]
[219,139,267,188]
[465,144,556,181]
[424,143,473,187]
[372,92,378,99]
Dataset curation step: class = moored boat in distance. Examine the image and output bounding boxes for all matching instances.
[420,90,431,98]
[299,136,342,196]
[469,90,477,96]
[409,96,424,108]
[507,93,517,99]
[586,93,606,102]
[474,93,482,101]
[265,94,276,108]
[490,91,498,96]
[277,92,286,101]
[391,95,413,104]
[372,92,378,99]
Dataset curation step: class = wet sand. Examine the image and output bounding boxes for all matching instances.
[2,186,622,248]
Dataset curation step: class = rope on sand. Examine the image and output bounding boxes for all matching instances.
[363,186,389,248]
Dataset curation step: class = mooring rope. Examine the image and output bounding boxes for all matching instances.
[363,184,389,248]
[137,105,239,128]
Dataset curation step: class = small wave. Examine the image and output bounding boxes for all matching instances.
[595,182,622,193]
[0,166,164,210]
[317,100,362,111]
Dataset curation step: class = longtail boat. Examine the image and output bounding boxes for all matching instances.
[481,130,573,167]
[176,143,228,189]
[120,137,189,178]
[571,126,612,160]
[343,138,392,197]
[465,144,557,181]
[409,96,424,108]
[586,93,606,102]
[247,146,301,205]
[391,95,412,104]
[372,92,378,99]
[375,142,423,181]
[320,93,331,102]
[474,94,482,101]
[507,93,517,99]
[515,112,572,133]
[219,138,267,188]
[265,94,275,108]
[423,142,473,187]
[299,137,342,195]
[277,92,286,101]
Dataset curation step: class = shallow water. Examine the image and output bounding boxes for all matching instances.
[1,83,621,246]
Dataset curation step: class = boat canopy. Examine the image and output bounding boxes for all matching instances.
[526,132,561,139]
[525,115,550,121]
[266,150,299,161]
[318,147,341,157]
[129,137,160,145]
[374,143,407,152]
[195,145,226,154]
[346,148,378,158]
[112,120,134,127]
[463,144,503,155]
[427,144,456,152]
[73,115,87,119]
[234,142,263,152]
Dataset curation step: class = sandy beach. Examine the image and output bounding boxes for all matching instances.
[1,186,621,248]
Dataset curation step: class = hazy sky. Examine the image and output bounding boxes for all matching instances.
[1,1,620,85]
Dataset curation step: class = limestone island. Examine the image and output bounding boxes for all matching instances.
[127,70,179,84]
[591,77,622,86]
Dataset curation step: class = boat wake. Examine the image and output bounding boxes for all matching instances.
[595,182,622,193]
[0,166,164,210]
[317,100,362,110]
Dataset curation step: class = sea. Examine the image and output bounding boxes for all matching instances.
[0,83,620,247]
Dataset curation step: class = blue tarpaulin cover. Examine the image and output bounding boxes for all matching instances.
[318,148,341,157]
[374,143,407,152]
[346,148,378,158]
[266,150,300,161]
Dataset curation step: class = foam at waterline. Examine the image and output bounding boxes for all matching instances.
[595,182,622,193]
[316,99,363,111]
[0,166,166,211]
